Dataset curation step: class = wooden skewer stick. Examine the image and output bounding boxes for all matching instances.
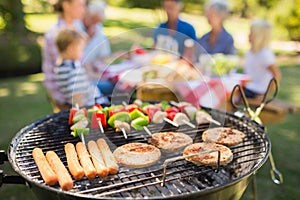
[169,101,179,107]
[164,117,179,127]
[79,132,86,147]
[206,117,221,126]
[182,119,196,128]
[121,128,128,139]
[97,119,104,134]
[75,104,86,147]
[143,126,152,136]
[122,101,128,106]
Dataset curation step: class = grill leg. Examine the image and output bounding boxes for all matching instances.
[251,174,257,200]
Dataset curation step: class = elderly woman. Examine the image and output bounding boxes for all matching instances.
[198,0,235,55]
[80,1,114,96]
[81,1,111,65]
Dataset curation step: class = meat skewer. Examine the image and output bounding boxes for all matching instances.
[129,107,152,135]
[164,117,179,127]
[151,111,166,124]
[173,113,196,128]
[143,126,152,136]
[196,110,221,126]
[170,101,192,109]
[97,118,104,134]
[108,111,131,139]
[75,104,87,147]
[172,101,221,126]
[114,120,130,139]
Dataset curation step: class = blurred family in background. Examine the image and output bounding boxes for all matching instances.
[42,0,280,108]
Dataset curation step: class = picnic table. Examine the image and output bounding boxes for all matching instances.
[104,51,300,125]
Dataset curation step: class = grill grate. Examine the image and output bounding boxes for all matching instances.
[9,108,270,199]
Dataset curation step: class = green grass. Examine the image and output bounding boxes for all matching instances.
[1,5,299,200]
[0,64,299,199]
[241,64,300,200]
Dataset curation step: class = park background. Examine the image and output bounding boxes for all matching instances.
[0,0,300,199]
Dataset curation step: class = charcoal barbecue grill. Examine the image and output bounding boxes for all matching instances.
[1,107,270,200]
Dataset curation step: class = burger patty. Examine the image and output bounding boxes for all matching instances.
[113,143,161,168]
[183,142,233,166]
[202,127,246,146]
[149,132,193,152]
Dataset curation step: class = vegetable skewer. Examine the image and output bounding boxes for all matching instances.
[75,104,88,147]
[164,117,179,127]
[114,120,130,139]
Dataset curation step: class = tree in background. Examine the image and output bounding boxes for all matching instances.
[107,0,206,14]
[0,0,27,35]
[0,0,41,77]
[282,0,300,41]
[230,0,278,18]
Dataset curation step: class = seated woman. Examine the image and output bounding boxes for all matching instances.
[243,19,281,99]
[198,0,236,55]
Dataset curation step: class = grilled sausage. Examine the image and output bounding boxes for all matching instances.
[96,138,119,174]
[64,143,85,180]
[45,151,73,191]
[75,142,97,180]
[87,141,109,178]
[32,148,58,186]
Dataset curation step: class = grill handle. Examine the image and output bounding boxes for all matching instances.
[0,150,26,186]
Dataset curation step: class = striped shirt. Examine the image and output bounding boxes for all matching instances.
[54,60,99,106]
[42,18,83,104]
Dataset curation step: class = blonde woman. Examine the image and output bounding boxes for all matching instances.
[243,19,281,98]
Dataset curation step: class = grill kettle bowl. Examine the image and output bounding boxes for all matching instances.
[6,108,270,200]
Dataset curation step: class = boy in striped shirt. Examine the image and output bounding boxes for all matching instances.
[54,28,107,107]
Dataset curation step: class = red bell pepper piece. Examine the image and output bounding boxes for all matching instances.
[68,108,78,125]
[165,107,179,114]
[91,111,107,129]
[93,104,103,110]
[109,107,126,117]
[126,104,142,113]
[96,112,106,128]
[146,107,161,122]
[166,112,177,121]
[81,108,88,116]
